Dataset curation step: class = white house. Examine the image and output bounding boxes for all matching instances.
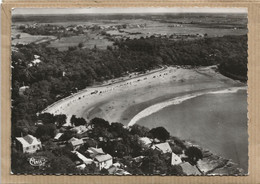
[34,55,40,59]
[151,142,172,154]
[86,147,113,170]
[18,86,29,96]
[15,135,42,153]
[94,154,113,170]
[54,133,63,140]
[76,163,86,170]
[171,152,182,166]
[29,55,42,67]
[72,151,93,165]
[139,137,152,147]
[71,125,88,134]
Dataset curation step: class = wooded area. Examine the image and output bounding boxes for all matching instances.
[11,35,247,138]
[11,35,247,174]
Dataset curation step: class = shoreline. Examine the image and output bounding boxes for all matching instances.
[42,65,242,126]
[40,65,248,172]
[41,66,166,114]
[127,86,247,127]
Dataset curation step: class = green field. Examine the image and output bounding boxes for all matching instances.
[47,35,114,51]
[11,28,56,45]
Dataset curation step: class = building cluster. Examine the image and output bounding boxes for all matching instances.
[139,137,202,175]
[15,130,202,175]
[15,130,133,174]
[14,109,202,175]
[17,22,146,36]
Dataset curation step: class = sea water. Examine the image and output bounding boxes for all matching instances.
[137,90,248,171]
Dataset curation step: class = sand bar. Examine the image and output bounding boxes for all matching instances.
[127,86,247,127]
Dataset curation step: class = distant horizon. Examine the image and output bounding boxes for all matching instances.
[12,12,248,17]
[12,7,247,15]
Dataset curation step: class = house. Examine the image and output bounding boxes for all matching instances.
[171,153,182,166]
[87,147,105,158]
[112,162,121,167]
[114,169,131,175]
[94,154,113,170]
[18,86,29,96]
[76,163,86,170]
[72,151,93,165]
[153,138,161,143]
[139,137,152,147]
[152,142,172,154]
[54,133,63,140]
[68,137,84,150]
[108,165,131,175]
[29,55,42,66]
[86,147,113,170]
[35,120,43,126]
[179,162,201,175]
[34,55,40,59]
[15,134,41,153]
[71,125,88,134]
[133,156,145,163]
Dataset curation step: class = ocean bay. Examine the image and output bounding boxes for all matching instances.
[137,90,248,171]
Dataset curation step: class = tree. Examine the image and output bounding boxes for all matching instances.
[84,139,98,148]
[68,46,77,51]
[59,130,75,141]
[78,42,84,49]
[184,146,203,165]
[70,115,77,126]
[81,163,99,174]
[55,114,67,128]
[75,117,86,126]
[70,115,86,126]
[141,149,168,174]
[130,124,150,137]
[35,124,57,141]
[44,140,59,151]
[167,165,184,175]
[113,141,131,158]
[131,168,144,175]
[109,122,127,137]
[15,119,32,137]
[48,155,76,174]
[149,126,170,142]
[90,118,109,129]
[100,168,109,174]
[38,113,55,124]
[11,149,34,174]
[16,34,21,39]
[107,45,113,51]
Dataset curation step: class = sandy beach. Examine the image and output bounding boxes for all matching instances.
[42,65,243,126]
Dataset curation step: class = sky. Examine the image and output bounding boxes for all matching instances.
[12,7,248,15]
